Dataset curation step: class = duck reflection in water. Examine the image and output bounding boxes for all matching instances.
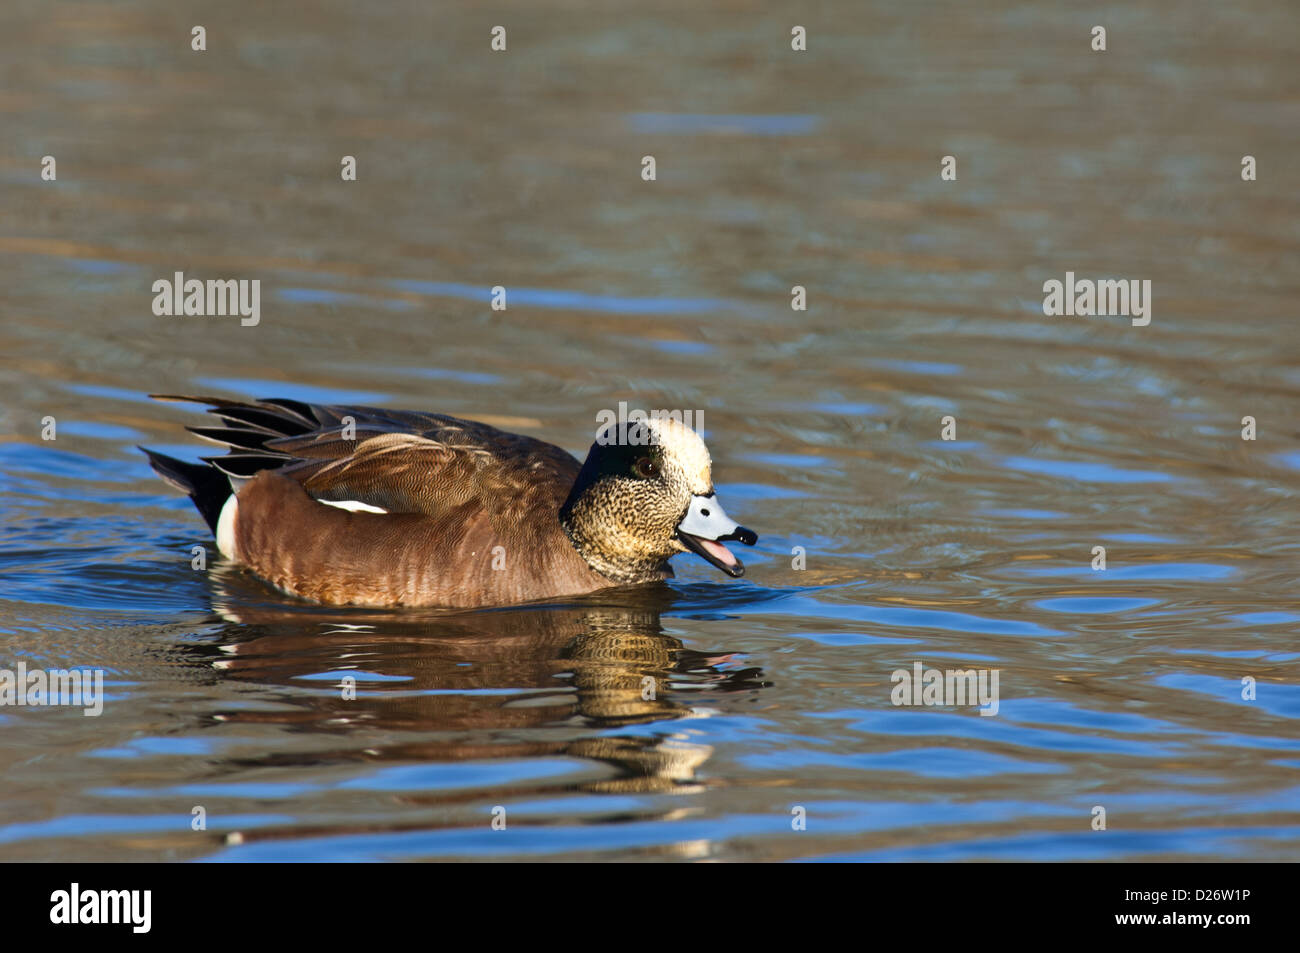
[182,569,769,807]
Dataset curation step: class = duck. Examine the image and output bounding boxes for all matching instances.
[140,394,758,608]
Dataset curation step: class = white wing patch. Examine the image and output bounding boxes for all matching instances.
[317,498,389,514]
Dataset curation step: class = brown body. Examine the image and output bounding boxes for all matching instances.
[232,467,619,607]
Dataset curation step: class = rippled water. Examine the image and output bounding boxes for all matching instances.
[2,1,1298,861]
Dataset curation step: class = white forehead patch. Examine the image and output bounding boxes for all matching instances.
[645,417,713,492]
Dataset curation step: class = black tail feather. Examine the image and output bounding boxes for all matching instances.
[139,447,230,534]
[186,424,290,452]
[201,453,291,479]
[148,393,317,437]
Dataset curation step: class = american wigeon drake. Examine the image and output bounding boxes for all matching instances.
[141,394,758,608]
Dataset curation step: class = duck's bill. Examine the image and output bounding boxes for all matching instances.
[676,493,758,578]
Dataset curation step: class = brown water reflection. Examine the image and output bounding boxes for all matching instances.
[162,582,770,856]
[202,577,763,758]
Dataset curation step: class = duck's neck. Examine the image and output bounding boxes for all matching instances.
[559,503,670,585]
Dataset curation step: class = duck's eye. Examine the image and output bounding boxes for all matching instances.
[633,456,658,478]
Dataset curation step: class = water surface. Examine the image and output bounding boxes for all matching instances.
[1,0,1298,861]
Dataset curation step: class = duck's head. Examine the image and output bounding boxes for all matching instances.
[560,417,758,584]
